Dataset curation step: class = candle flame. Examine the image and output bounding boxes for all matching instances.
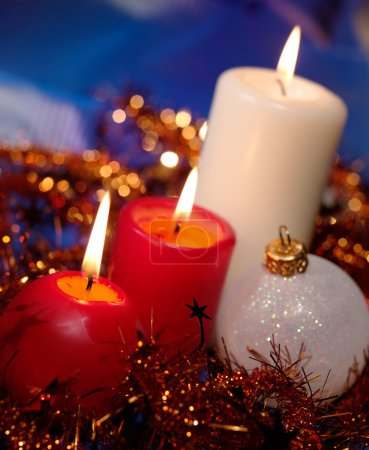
[277,25,301,87]
[174,167,198,220]
[82,191,111,277]
[199,121,208,141]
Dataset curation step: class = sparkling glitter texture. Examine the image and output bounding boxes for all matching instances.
[215,254,369,396]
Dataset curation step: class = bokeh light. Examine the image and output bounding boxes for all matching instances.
[112,109,127,124]
[160,151,179,168]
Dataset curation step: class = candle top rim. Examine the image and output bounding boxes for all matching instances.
[122,196,236,249]
[53,270,127,305]
[219,66,347,114]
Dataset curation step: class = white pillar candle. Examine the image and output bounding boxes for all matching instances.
[196,27,347,281]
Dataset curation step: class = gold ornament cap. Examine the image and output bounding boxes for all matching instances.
[264,225,308,277]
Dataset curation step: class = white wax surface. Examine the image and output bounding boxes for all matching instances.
[196,67,347,281]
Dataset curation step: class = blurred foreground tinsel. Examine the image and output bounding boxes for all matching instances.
[1,95,369,449]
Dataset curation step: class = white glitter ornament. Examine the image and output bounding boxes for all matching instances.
[215,226,369,397]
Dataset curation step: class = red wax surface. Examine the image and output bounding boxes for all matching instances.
[0,271,138,411]
[109,197,235,354]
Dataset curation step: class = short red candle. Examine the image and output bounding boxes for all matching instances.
[109,197,235,353]
[0,271,137,410]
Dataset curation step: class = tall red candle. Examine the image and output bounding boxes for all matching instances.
[109,196,235,354]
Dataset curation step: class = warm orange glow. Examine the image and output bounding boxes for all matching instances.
[277,25,301,86]
[142,219,217,248]
[82,191,111,277]
[57,275,120,302]
[173,167,198,220]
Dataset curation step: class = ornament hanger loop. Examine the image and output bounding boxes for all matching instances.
[265,225,308,277]
[279,225,291,248]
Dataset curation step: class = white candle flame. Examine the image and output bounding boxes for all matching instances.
[82,191,111,277]
[277,26,301,88]
[173,167,198,220]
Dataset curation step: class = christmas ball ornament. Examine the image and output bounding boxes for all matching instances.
[215,226,369,397]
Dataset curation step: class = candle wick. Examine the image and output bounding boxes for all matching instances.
[174,221,181,234]
[86,274,93,292]
[276,78,287,97]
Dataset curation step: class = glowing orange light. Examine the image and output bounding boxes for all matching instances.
[173,168,198,220]
[82,191,111,277]
[277,25,301,87]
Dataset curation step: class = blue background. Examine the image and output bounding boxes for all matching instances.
[0,0,369,177]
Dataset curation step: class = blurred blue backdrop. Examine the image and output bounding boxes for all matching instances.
[0,0,369,178]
